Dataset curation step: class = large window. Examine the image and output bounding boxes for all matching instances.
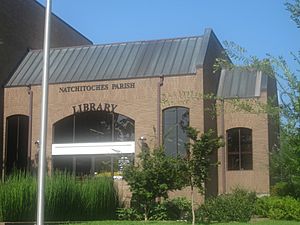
[163,107,189,157]
[53,111,134,144]
[52,111,134,177]
[6,115,29,174]
[227,127,253,170]
[52,155,133,178]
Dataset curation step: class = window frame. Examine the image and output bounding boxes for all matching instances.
[227,127,253,171]
[162,106,189,157]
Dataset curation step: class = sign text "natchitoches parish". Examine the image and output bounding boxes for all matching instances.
[59,82,135,93]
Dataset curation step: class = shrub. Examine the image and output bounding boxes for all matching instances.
[117,207,143,221]
[149,203,168,221]
[271,182,300,199]
[164,197,192,221]
[117,197,191,221]
[255,196,300,221]
[197,188,257,223]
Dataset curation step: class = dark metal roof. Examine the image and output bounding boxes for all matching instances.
[6,34,209,87]
[217,69,267,98]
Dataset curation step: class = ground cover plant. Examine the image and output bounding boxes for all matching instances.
[0,171,118,221]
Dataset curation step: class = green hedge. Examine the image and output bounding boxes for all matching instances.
[0,172,118,222]
[197,188,257,223]
[255,196,300,221]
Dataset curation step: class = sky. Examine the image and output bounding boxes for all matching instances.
[37,0,300,70]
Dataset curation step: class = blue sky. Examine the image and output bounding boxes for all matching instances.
[38,0,299,69]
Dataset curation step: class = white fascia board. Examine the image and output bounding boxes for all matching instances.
[52,141,135,155]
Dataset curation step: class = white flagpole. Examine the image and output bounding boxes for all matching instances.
[37,0,52,225]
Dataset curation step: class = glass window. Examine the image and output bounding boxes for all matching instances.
[52,155,73,173]
[75,111,113,143]
[52,154,133,178]
[163,107,189,157]
[52,112,135,178]
[76,156,92,176]
[227,128,253,170]
[6,115,29,174]
[53,115,74,143]
[53,111,134,144]
[114,114,135,142]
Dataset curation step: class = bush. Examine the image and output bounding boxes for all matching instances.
[0,171,118,222]
[255,196,300,221]
[149,203,168,221]
[117,207,143,221]
[197,188,257,223]
[271,182,300,199]
[164,197,192,221]
[117,197,191,221]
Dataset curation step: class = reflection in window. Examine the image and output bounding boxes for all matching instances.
[53,111,134,144]
[52,155,133,178]
[227,128,253,170]
[163,107,189,157]
[114,114,135,142]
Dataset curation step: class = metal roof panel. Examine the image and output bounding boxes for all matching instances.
[6,34,209,86]
[218,69,263,98]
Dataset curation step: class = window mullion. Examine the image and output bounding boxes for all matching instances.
[239,128,242,170]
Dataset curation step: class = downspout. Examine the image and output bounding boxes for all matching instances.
[27,86,33,172]
[220,98,226,193]
[157,76,164,147]
[2,110,6,181]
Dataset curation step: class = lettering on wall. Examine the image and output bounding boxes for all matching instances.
[59,82,135,93]
[72,103,118,114]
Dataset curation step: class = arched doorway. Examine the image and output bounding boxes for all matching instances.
[52,111,135,177]
[5,115,29,174]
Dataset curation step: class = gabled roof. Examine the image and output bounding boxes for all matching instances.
[6,29,215,87]
[217,69,268,98]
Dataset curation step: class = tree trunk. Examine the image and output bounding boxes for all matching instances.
[144,205,148,221]
[191,181,195,225]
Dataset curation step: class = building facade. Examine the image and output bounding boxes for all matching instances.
[0,0,92,178]
[2,28,277,200]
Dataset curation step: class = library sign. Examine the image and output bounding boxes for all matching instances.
[72,102,118,114]
[58,82,135,93]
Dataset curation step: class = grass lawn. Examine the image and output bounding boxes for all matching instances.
[66,220,300,225]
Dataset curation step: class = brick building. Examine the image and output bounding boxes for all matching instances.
[2,25,278,199]
[0,0,92,178]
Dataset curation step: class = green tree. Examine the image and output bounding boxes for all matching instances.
[214,0,300,198]
[285,0,300,28]
[184,127,223,225]
[122,147,186,221]
[269,0,300,197]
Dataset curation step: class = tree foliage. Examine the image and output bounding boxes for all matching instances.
[184,127,223,225]
[285,0,300,28]
[214,0,300,199]
[185,128,223,194]
[122,147,186,221]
